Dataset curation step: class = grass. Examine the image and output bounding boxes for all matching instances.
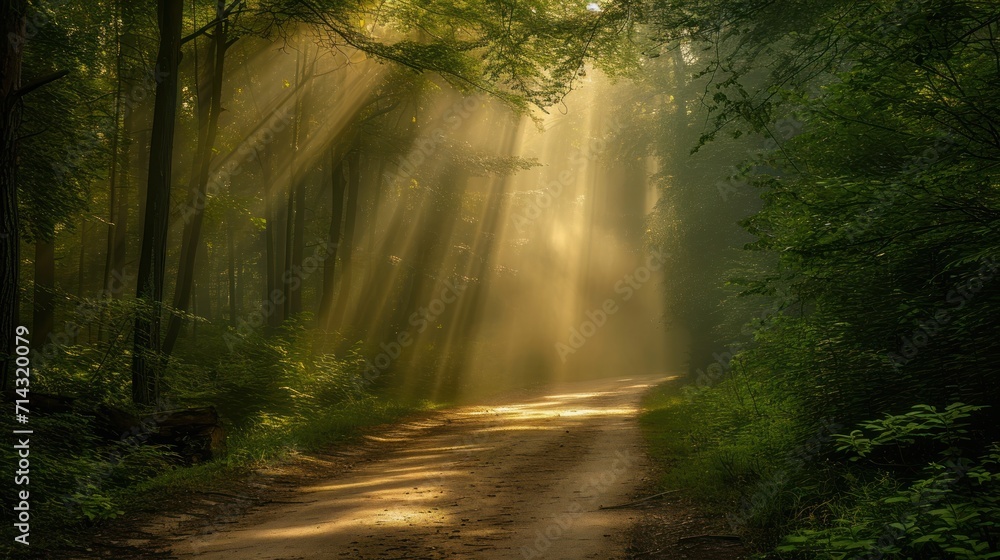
[129,396,435,499]
[5,396,435,559]
[639,379,740,505]
[638,375,807,550]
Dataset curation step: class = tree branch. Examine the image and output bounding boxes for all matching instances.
[181,0,243,45]
[15,69,69,99]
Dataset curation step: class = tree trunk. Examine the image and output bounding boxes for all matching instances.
[318,149,347,329]
[281,177,294,320]
[288,49,306,317]
[331,149,361,325]
[289,181,305,316]
[111,122,130,297]
[0,0,26,391]
[260,149,281,330]
[132,0,183,406]
[227,216,236,327]
[102,1,124,306]
[162,5,228,357]
[111,3,136,300]
[31,234,54,351]
[198,237,211,322]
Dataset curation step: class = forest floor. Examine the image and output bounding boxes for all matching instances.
[72,376,745,559]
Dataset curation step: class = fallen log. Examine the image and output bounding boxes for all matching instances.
[94,404,142,440]
[142,407,226,464]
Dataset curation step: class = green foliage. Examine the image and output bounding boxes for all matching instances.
[0,410,176,552]
[248,0,640,109]
[642,1,1000,555]
[775,405,1000,559]
[835,403,986,459]
[640,375,806,538]
[165,318,371,426]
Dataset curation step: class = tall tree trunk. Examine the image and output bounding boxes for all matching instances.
[31,232,54,352]
[289,180,305,316]
[102,0,125,305]
[331,149,361,325]
[287,49,307,317]
[364,158,385,286]
[236,252,244,321]
[259,149,282,330]
[77,219,87,342]
[197,237,211,322]
[111,117,130,296]
[318,150,347,329]
[162,4,229,357]
[111,3,138,300]
[0,0,26,391]
[281,177,294,320]
[227,215,236,327]
[132,0,183,406]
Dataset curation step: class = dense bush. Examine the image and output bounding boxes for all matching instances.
[776,404,1000,559]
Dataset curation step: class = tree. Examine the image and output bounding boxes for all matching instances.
[132,0,184,406]
[162,0,235,357]
[0,0,27,391]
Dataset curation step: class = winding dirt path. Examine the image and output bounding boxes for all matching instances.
[169,376,665,560]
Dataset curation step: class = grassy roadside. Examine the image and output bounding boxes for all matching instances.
[637,376,803,552]
[5,396,436,559]
[639,379,739,499]
[129,396,435,497]
[638,376,1000,559]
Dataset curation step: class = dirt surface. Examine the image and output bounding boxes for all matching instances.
[623,492,747,560]
[158,376,661,559]
[66,375,747,560]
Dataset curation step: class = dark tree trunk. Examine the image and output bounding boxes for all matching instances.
[281,177,294,320]
[31,234,54,351]
[102,2,125,307]
[111,125,130,296]
[162,6,228,357]
[288,50,306,317]
[76,220,88,343]
[331,149,361,325]
[110,3,136,300]
[198,237,211,322]
[289,181,305,316]
[236,252,244,321]
[260,149,281,330]
[318,150,347,329]
[227,216,236,327]
[132,0,183,406]
[0,0,26,391]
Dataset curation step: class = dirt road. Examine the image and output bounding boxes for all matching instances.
[170,376,665,560]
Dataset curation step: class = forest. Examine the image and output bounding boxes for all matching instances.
[1,0,998,558]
